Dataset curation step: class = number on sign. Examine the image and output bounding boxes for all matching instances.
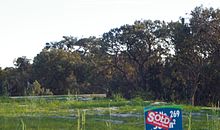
[170,110,180,118]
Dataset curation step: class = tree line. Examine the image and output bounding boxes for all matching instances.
[0,6,220,106]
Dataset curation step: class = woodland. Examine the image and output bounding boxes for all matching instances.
[0,6,220,106]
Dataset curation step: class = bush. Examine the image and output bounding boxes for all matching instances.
[0,81,9,96]
[112,93,126,102]
[28,80,53,96]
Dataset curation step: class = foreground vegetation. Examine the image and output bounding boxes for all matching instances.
[0,96,219,130]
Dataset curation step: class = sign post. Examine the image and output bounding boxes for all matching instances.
[144,106,183,130]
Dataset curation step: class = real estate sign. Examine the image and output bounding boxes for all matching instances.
[144,106,183,130]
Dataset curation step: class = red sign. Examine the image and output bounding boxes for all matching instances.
[146,111,172,130]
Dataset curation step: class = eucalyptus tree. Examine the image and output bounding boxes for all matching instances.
[42,36,111,94]
[102,20,170,98]
[6,56,32,95]
[168,6,220,105]
[32,49,83,94]
[189,6,220,105]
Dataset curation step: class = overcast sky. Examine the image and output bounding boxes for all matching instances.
[0,0,219,68]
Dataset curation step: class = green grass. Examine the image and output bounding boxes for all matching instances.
[0,96,219,130]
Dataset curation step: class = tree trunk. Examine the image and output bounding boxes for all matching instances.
[191,94,195,106]
[138,65,148,91]
[191,83,198,106]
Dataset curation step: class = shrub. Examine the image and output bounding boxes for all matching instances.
[28,80,53,96]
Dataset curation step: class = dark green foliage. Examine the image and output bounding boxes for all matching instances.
[0,6,220,106]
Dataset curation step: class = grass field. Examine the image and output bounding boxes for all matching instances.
[0,96,219,130]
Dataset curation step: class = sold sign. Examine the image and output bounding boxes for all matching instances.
[146,111,172,130]
[144,106,183,130]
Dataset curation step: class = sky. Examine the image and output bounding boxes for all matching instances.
[0,0,220,68]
